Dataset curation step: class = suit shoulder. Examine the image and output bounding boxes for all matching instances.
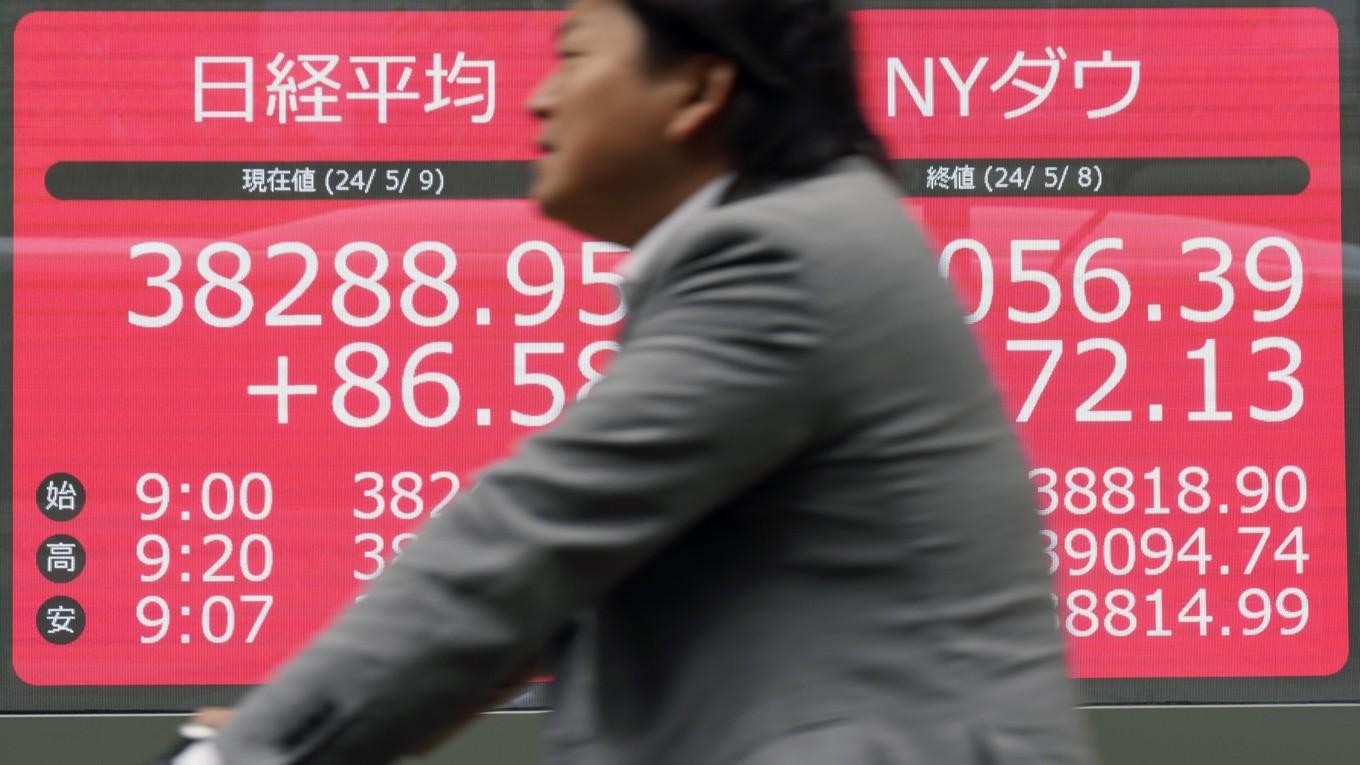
[643,158,931,305]
[705,159,921,255]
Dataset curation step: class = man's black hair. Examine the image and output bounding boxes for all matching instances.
[624,0,890,194]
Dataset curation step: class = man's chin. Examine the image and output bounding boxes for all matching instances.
[528,176,608,239]
[530,192,556,222]
[529,181,569,224]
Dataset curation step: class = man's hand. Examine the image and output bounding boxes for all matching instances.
[165,660,541,761]
[187,707,235,730]
[137,709,234,765]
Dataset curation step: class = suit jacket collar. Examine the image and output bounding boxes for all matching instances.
[617,157,890,316]
[618,173,732,315]
[620,174,734,282]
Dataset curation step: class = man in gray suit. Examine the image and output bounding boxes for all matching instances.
[174,0,1095,762]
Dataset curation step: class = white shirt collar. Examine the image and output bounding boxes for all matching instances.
[617,173,735,283]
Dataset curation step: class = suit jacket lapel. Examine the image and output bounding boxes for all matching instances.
[618,253,665,344]
[617,208,706,338]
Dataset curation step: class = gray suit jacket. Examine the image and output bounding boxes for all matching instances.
[215,158,1094,765]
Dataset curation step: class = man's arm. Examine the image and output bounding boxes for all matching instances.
[214,222,821,764]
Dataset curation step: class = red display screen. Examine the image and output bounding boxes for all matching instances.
[4,3,1356,709]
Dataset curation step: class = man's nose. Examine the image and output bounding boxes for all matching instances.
[525,75,554,121]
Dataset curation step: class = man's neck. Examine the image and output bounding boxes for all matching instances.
[613,162,730,247]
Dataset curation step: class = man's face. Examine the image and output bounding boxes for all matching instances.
[527,0,688,240]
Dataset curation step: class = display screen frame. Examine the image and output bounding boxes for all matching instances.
[1,0,1357,712]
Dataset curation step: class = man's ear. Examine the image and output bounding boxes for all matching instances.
[665,56,737,142]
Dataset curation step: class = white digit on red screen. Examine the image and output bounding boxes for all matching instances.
[353,532,419,580]
[1239,589,1272,636]
[332,342,463,428]
[577,341,619,400]
[1033,465,1303,518]
[197,595,269,644]
[1074,338,1131,422]
[353,472,385,519]
[1072,237,1130,323]
[333,242,392,327]
[202,595,235,644]
[580,242,628,326]
[1006,339,1062,422]
[137,595,170,643]
[240,595,273,643]
[402,341,459,427]
[390,472,425,519]
[354,532,385,580]
[1235,526,1311,575]
[201,533,273,583]
[1139,529,1174,575]
[1064,528,1096,575]
[264,242,323,327]
[1005,339,1131,423]
[354,471,461,519]
[1145,589,1172,637]
[1008,240,1062,324]
[1180,237,1234,322]
[1250,337,1304,422]
[139,473,272,521]
[937,238,994,324]
[195,242,253,328]
[429,471,460,517]
[202,473,235,520]
[1179,588,1212,636]
[1239,527,1272,575]
[1245,237,1303,322]
[1029,467,1058,515]
[1066,589,1099,637]
[137,595,273,645]
[1143,467,1170,514]
[128,242,184,328]
[401,241,459,327]
[1276,588,1310,635]
[508,240,566,326]
[1145,589,1220,638]
[1177,528,1210,575]
[1274,466,1307,513]
[199,473,277,519]
[513,343,567,427]
[137,473,171,521]
[239,473,274,520]
[1238,588,1308,636]
[1064,529,1098,576]
[1103,589,1137,636]
[202,535,235,583]
[1186,339,1232,421]
[334,342,392,427]
[1049,527,1199,578]
[137,534,171,582]
[1236,467,1271,512]
[1063,468,1098,515]
[1040,530,1058,574]
[1177,467,1211,514]
[1101,468,1136,514]
[1103,529,1138,575]
[1275,527,1310,573]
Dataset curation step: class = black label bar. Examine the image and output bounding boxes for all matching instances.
[894,157,1308,197]
[44,157,1308,200]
